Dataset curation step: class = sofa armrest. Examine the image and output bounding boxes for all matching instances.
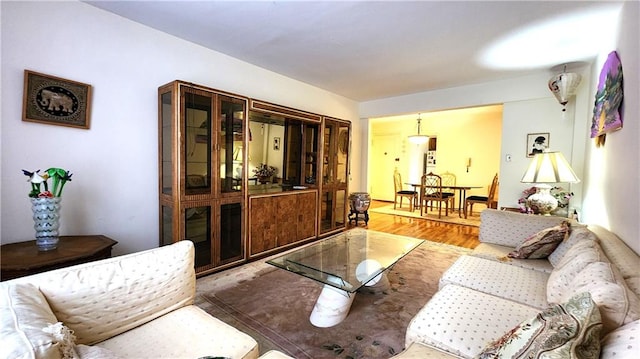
[479,209,568,247]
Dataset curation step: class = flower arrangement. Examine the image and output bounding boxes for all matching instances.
[22,168,73,198]
[252,163,277,178]
[518,186,573,214]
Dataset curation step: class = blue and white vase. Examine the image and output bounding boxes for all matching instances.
[31,197,61,251]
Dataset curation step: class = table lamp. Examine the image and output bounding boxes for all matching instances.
[521,151,580,215]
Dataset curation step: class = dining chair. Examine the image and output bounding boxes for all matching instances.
[394,170,416,211]
[440,171,457,209]
[464,173,499,218]
[420,172,453,218]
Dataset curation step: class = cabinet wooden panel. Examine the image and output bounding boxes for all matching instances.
[297,191,317,240]
[249,197,277,255]
[249,191,317,257]
[276,194,299,246]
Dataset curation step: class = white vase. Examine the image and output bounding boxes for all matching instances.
[527,185,558,216]
[31,197,61,251]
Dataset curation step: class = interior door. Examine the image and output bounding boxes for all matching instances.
[370,133,402,202]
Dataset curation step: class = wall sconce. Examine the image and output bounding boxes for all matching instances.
[548,65,582,113]
[466,158,471,172]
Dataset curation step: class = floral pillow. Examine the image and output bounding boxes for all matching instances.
[476,291,602,359]
[508,221,570,259]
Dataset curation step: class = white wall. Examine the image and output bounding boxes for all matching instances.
[581,1,639,253]
[0,1,359,254]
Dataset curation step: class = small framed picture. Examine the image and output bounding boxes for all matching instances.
[22,70,92,129]
[526,133,549,157]
[273,137,280,151]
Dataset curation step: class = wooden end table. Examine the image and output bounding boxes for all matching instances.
[1,235,118,281]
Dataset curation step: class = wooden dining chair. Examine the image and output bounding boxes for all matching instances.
[440,171,457,209]
[464,173,498,218]
[420,172,453,218]
[394,170,416,211]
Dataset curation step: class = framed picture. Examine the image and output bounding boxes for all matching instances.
[273,137,280,151]
[591,51,623,141]
[22,70,92,129]
[526,133,549,157]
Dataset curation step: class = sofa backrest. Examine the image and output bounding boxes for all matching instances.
[3,240,196,345]
[588,224,640,298]
[479,209,569,247]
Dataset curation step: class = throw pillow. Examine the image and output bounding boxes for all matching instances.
[508,221,570,259]
[0,283,61,359]
[476,292,602,359]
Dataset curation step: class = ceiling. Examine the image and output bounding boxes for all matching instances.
[85,1,623,102]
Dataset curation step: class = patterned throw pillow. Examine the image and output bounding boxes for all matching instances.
[508,221,570,259]
[476,291,602,359]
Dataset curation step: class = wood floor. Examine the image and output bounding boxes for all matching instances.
[347,200,480,249]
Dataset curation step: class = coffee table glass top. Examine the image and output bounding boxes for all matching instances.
[267,229,423,292]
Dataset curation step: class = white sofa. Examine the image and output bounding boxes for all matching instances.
[400,209,640,358]
[1,240,260,359]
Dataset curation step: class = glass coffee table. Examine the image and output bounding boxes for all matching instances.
[267,228,423,327]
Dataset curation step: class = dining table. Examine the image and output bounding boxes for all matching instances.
[406,183,483,217]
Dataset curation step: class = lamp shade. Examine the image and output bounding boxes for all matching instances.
[548,71,582,111]
[521,151,580,183]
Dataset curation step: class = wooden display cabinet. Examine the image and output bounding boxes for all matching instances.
[158,81,248,275]
[319,117,351,235]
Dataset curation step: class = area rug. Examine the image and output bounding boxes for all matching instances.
[196,234,470,358]
[369,204,481,227]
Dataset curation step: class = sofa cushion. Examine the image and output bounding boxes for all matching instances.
[561,261,640,335]
[394,342,461,358]
[476,291,602,359]
[440,255,550,309]
[547,240,608,304]
[0,283,62,359]
[507,221,570,259]
[472,243,553,273]
[548,226,598,267]
[405,284,540,358]
[97,305,259,359]
[19,241,196,345]
[600,319,639,359]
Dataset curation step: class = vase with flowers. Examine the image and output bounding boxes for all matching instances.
[23,168,73,251]
[252,163,277,184]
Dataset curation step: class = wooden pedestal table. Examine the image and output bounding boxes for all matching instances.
[267,229,422,328]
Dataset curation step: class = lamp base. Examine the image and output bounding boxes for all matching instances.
[527,184,558,216]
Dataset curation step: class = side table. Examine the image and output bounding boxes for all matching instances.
[1,235,118,281]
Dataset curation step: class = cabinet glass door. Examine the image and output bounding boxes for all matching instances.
[337,124,349,185]
[184,91,212,195]
[284,120,302,185]
[304,124,319,185]
[219,96,244,194]
[185,206,212,268]
[160,92,173,195]
[218,202,243,263]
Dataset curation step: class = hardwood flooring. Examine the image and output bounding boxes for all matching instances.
[347,200,480,249]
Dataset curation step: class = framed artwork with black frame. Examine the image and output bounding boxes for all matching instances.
[22,70,92,129]
[526,133,549,157]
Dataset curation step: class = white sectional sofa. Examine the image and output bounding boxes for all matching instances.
[1,240,260,359]
[399,209,640,358]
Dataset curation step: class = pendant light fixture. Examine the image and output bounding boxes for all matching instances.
[548,65,582,113]
[408,114,429,144]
